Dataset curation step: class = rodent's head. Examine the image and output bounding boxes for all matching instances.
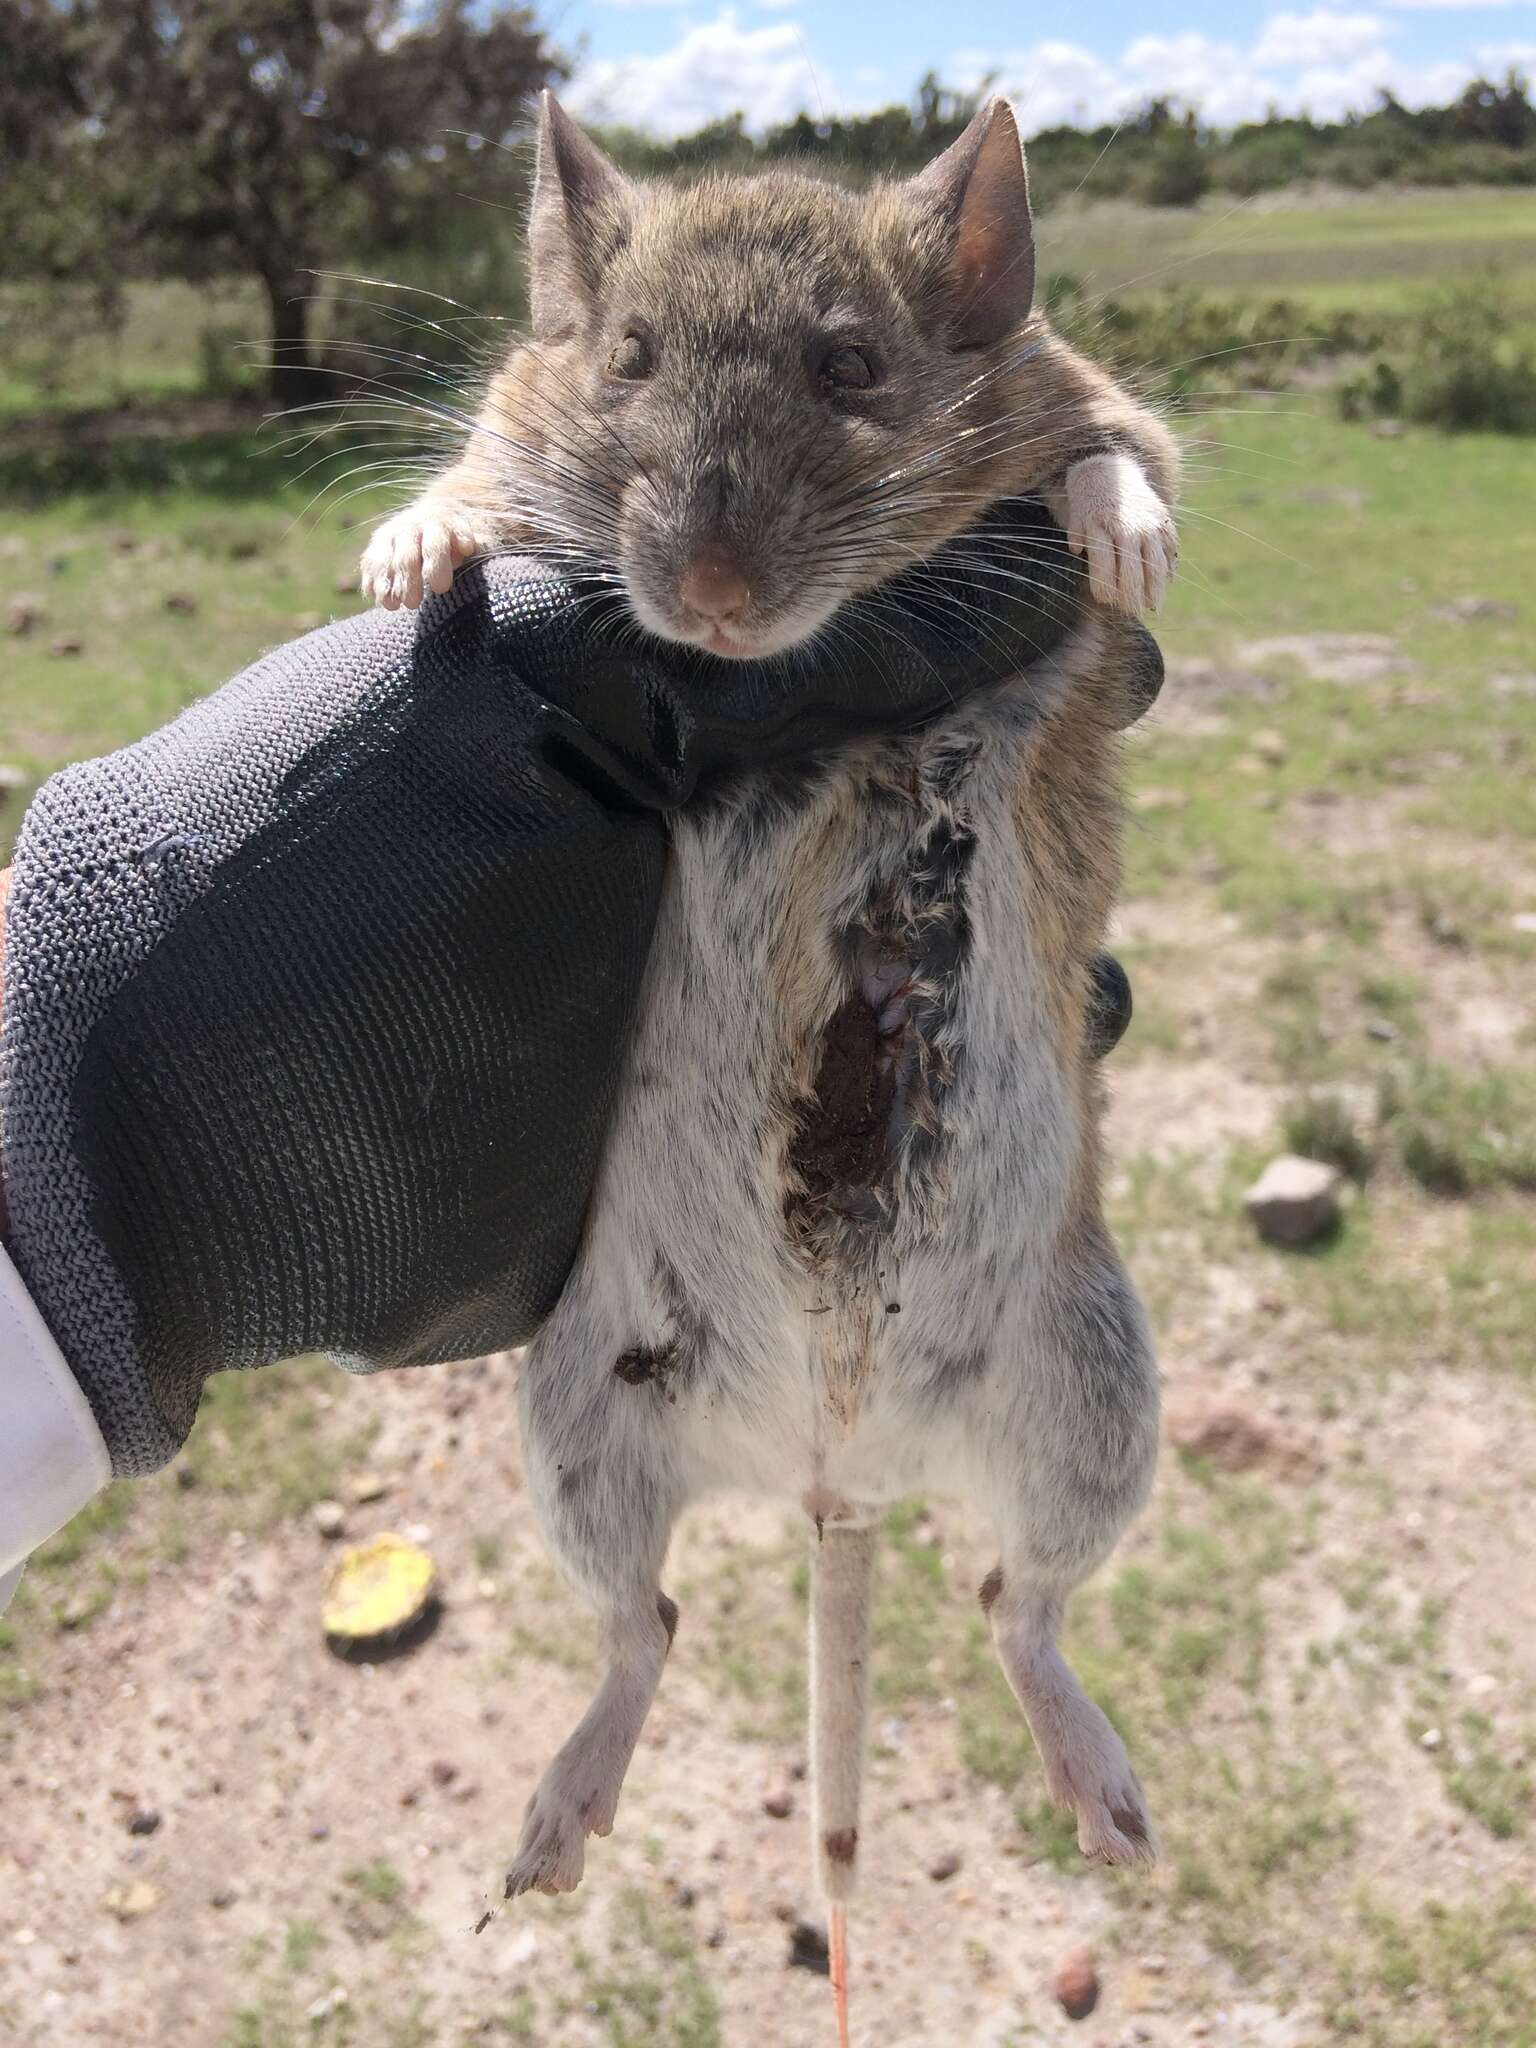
[499,93,1039,659]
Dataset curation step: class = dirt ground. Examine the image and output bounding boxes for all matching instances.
[3,615,1535,2048]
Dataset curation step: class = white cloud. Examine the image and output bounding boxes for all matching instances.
[1252,10,1389,66]
[567,6,1521,136]
[567,10,817,131]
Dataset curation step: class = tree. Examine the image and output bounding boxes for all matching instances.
[7,1,564,407]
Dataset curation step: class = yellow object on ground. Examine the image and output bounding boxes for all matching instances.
[322,1533,438,1654]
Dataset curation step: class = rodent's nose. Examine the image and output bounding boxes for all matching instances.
[678,544,750,625]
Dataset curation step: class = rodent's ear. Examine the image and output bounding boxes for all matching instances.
[529,91,636,343]
[907,96,1034,350]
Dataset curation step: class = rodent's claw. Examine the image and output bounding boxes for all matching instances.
[359,505,489,612]
[1063,451,1178,616]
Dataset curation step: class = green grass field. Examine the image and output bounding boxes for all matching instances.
[2,195,1535,2046]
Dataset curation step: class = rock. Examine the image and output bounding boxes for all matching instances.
[787,1917,830,1974]
[126,1808,161,1837]
[104,1881,161,1920]
[344,1471,389,1505]
[762,1784,794,1820]
[57,1593,94,1631]
[1433,596,1516,624]
[430,1759,459,1787]
[312,1500,348,1539]
[210,1887,238,1910]
[6,597,43,636]
[163,591,198,615]
[1053,1944,1100,2021]
[1370,418,1403,438]
[48,634,84,657]
[926,1849,962,1882]
[1467,1672,1500,1699]
[1420,1727,1443,1751]
[1243,1154,1342,1248]
[1512,912,1536,936]
[1366,1018,1398,1042]
[1251,729,1288,765]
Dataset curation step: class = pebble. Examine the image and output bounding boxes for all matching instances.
[6,598,43,636]
[1243,1154,1341,1248]
[344,1472,389,1505]
[312,1500,348,1539]
[104,1881,161,1920]
[1420,1727,1443,1751]
[1054,1944,1100,2020]
[762,1784,794,1820]
[48,634,84,657]
[162,591,198,615]
[1251,729,1288,765]
[1512,912,1536,935]
[1467,1673,1500,1698]
[926,1849,963,1882]
[210,1887,238,1910]
[126,1808,161,1837]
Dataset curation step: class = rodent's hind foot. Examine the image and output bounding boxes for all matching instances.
[504,1784,592,1898]
[359,503,493,611]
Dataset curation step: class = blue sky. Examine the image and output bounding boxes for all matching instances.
[543,2,1536,134]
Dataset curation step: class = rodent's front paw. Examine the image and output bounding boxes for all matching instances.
[1062,452,1178,615]
[359,504,492,611]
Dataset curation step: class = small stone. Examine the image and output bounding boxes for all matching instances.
[127,1808,161,1837]
[1367,1018,1398,1042]
[1139,1954,1168,1976]
[14,1928,37,1946]
[48,634,83,657]
[310,1822,331,1840]
[210,1886,238,1909]
[6,598,43,636]
[58,1593,94,1631]
[787,1917,830,1975]
[1467,1672,1500,1698]
[431,1760,459,1787]
[1420,1727,1443,1751]
[1512,913,1536,936]
[344,1472,389,1505]
[163,591,198,615]
[105,1881,161,1920]
[1243,1154,1342,1248]
[312,1500,348,1539]
[926,1849,962,1882]
[1054,1944,1100,2020]
[1251,729,1288,765]
[762,1785,794,1820]
[1370,418,1403,438]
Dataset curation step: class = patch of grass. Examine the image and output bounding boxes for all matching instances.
[1378,1061,1536,1196]
[281,1921,326,1974]
[1338,1889,1536,2046]
[344,1859,405,1908]
[177,1359,373,1527]
[574,1888,721,2048]
[1283,1087,1376,1181]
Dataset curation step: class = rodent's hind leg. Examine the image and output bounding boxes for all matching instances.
[507,1331,688,1898]
[968,1249,1159,1866]
[982,1572,1155,1867]
[504,1591,679,1898]
[358,497,504,610]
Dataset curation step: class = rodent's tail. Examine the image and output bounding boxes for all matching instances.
[810,1520,877,1900]
[810,1519,877,2048]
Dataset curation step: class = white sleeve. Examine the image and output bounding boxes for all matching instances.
[0,1237,111,1611]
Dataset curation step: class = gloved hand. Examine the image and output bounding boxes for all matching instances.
[0,496,1159,1481]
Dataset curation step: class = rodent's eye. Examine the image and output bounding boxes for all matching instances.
[818,345,877,393]
[607,332,652,381]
